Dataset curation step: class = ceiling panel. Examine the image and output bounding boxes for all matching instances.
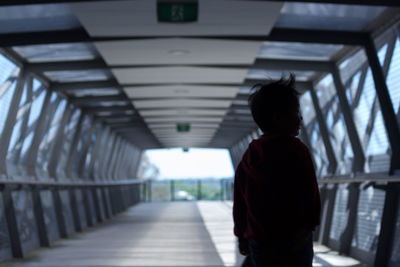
[144,117,223,123]
[96,38,262,65]
[114,66,247,84]
[132,99,231,109]
[125,85,238,99]
[140,109,227,117]
[71,0,283,36]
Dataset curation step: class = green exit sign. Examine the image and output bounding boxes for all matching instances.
[157,2,198,23]
[177,123,190,132]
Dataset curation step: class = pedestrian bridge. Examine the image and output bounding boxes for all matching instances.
[1,201,364,267]
[0,1,400,267]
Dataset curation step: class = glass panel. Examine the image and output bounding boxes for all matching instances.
[36,96,67,179]
[0,53,18,136]
[275,3,385,31]
[56,108,81,180]
[44,70,111,82]
[0,4,80,34]
[316,75,353,174]
[343,43,390,173]
[67,88,120,97]
[330,184,349,241]
[246,69,315,81]
[258,42,343,60]
[69,115,92,180]
[352,187,385,253]
[300,91,329,177]
[387,38,400,117]
[13,43,96,62]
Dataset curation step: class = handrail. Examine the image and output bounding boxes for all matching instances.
[318,172,400,184]
[0,178,142,188]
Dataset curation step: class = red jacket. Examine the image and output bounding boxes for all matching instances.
[233,135,321,241]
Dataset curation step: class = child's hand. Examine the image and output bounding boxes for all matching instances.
[238,238,249,255]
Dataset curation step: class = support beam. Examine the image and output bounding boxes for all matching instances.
[373,183,400,267]
[26,59,107,73]
[364,36,400,172]
[309,86,338,174]
[253,58,331,72]
[52,80,120,91]
[0,28,369,47]
[71,95,128,104]
[26,58,330,73]
[330,63,366,173]
[1,0,399,6]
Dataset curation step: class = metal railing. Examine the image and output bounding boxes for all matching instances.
[141,178,233,202]
[0,179,141,260]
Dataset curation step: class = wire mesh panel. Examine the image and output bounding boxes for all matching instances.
[59,190,75,235]
[389,196,400,267]
[40,190,60,243]
[329,184,349,241]
[12,190,40,254]
[150,180,171,202]
[351,187,385,254]
[0,193,12,261]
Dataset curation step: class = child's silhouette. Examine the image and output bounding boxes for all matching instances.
[233,75,321,267]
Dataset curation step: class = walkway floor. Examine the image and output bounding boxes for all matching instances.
[1,202,365,267]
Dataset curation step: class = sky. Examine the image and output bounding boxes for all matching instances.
[144,148,234,179]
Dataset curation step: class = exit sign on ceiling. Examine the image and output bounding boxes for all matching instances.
[177,123,190,132]
[157,2,198,23]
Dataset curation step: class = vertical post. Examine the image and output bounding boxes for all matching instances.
[82,187,93,227]
[51,187,68,238]
[309,87,338,174]
[330,64,366,173]
[364,36,400,172]
[197,180,202,200]
[339,183,360,255]
[68,187,82,232]
[148,180,152,202]
[91,187,102,223]
[2,184,23,258]
[170,180,175,201]
[101,187,111,219]
[320,184,338,245]
[373,183,400,267]
[220,179,224,201]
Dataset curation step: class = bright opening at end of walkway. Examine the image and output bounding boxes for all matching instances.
[139,148,234,180]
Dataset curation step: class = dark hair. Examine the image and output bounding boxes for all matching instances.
[248,74,299,134]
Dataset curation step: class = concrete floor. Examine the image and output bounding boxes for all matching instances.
[1,202,365,267]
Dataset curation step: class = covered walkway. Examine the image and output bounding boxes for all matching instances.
[2,202,363,267]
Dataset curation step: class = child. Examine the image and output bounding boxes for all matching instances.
[233,75,321,267]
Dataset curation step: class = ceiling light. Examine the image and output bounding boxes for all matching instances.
[169,49,190,55]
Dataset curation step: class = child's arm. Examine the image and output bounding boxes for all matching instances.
[233,150,249,254]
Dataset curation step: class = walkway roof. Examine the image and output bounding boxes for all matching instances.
[1,0,399,149]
